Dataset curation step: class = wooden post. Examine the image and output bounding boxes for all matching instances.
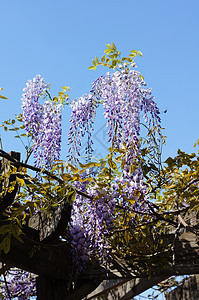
[165,275,199,300]
[36,276,68,300]
[0,151,20,214]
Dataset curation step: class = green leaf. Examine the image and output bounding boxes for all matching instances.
[8,128,16,131]
[67,190,76,204]
[139,75,144,81]
[164,157,175,168]
[95,56,99,63]
[111,42,116,51]
[11,225,24,243]
[3,235,11,254]
[17,177,24,186]
[108,159,117,170]
[81,162,101,169]
[0,224,10,235]
[104,48,113,54]
[101,55,106,62]
[129,54,136,58]
[0,95,8,100]
[121,159,125,170]
[112,60,117,67]
[12,231,24,243]
[106,43,112,49]
[130,50,138,54]
[92,59,96,66]
[61,173,72,181]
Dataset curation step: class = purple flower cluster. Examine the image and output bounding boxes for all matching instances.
[35,100,62,168]
[68,94,96,162]
[0,59,163,298]
[93,67,161,214]
[69,180,116,271]
[99,68,161,171]
[68,65,161,268]
[21,75,62,168]
[114,168,148,219]
[2,269,36,299]
[21,74,49,136]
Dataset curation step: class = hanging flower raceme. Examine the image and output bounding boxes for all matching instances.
[0,46,166,299]
[2,269,36,300]
[34,100,62,168]
[21,75,62,169]
[69,177,116,271]
[84,66,162,223]
[98,67,161,167]
[68,64,162,268]
[21,74,49,137]
[68,94,96,162]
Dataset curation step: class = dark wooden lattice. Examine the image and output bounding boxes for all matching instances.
[0,152,199,299]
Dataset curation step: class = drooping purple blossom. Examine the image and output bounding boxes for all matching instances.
[69,178,116,271]
[21,74,49,137]
[68,65,161,268]
[33,100,62,168]
[2,269,36,299]
[67,94,96,162]
[21,75,62,169]
[99,68,161,170]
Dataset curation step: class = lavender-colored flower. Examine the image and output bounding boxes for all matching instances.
[2,269,36,299]
[69,177,116,272]
[68,65,162,270]
[68,94,96,162]
[21,75,62,169]
[21,74,49,137]
[33,100,62,168]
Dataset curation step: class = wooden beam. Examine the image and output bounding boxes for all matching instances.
[81,230,199,280]
[0,236,72,280]
[84,277,169,300]
[0,230,198,281]
[28,202,72,242]
[165,275,199,300]
[0,262,11,275]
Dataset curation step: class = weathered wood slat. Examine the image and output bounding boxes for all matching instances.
[0,152,20,215]
[165,275,199,300]
[28,202,72,242]
[0,236,72,280]
[84,277,169,300]
[0,151,199,298]
[0,230,198,281]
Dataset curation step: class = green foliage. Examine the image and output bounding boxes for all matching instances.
[88,42,143,71]
[160,147,199,211]
[0,222,24,254]
[0,114,28,154]
[0,88,7,100]
[0,44,198,298]
[53,85,71,106]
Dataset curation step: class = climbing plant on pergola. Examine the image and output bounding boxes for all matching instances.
[0,44,198,299]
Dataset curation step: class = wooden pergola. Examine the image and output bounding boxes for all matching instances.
[0,152,199,299]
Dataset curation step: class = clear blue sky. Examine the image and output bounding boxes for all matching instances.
[1,0,199,162]
[1,1,198,298]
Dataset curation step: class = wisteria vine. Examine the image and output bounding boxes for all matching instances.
[1,46,163,299]
[21,74,62,169]
[67,62,161,272]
